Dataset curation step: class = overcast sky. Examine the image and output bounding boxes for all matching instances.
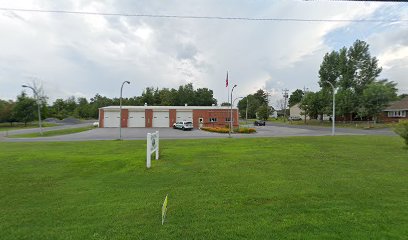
[0,0,407,107]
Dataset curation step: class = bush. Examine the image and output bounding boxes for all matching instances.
[394,120,408,146]
[236,127,256,133]
[201,127,230,133]
[201,127,256,134]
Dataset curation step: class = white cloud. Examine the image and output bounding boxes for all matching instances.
[378,46,408,70]
[0,0,406,104]
[367,20,408,94]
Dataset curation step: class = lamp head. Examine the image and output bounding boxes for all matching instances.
[125,81,130,84]
[22,85,28,88]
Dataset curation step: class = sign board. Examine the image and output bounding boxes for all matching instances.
[146,131,159,168]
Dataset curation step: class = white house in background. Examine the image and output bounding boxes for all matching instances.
[289,103,310,120]
[270,110,278,119]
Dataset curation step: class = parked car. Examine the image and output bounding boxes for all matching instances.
[173,121,193,131]
[254,120,266,126]
[288,116,302,121]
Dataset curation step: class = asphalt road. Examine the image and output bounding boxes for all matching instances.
[1,121,395,142]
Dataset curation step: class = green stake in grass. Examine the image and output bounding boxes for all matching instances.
[162,194,168,225]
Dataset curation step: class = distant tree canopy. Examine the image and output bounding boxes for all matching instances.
[0,83,219,123]
[301,39,398,123]
[237,89,274,120]
[288,89,304,107]
[12,92,37,126]
[0,99,16,125]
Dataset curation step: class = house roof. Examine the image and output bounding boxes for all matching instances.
[384,97,408,111]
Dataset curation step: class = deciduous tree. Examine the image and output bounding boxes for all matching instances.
[288,89,304,107]
[13,92,36,126]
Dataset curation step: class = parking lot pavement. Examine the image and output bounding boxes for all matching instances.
[263,122,396,136]
[3,123,388,142]
[2,127,225,142]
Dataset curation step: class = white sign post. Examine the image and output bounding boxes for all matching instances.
[146,131,159,168]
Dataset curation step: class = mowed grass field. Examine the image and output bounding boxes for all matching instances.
[8,126,94,138]
[0,122,57,132]
[0,136,407,239]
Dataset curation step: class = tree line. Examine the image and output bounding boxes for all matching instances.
[0,83,217,125]
[288,39,400,123]
[236,89,273,120]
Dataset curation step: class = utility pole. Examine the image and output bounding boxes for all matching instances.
[303,86,309,124]
[283,89,289,122]
[265,89,271,121]
[303,86,309,93]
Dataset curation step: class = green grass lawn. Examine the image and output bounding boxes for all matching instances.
[0,122,58,132]
[0,136,407,239]
[8,126,95,138]
[288,119,395,129]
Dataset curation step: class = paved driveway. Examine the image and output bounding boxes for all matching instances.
[2,123,395,142]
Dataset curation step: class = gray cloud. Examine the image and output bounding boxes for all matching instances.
[0,0,406,105]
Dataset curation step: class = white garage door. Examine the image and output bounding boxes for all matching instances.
[176,111,193,122]
[104,111,120,128]
[153,111,169,127]
[128,111,145,127]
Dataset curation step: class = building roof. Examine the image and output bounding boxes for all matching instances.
[384,97,408,111]
[100,105,238,111]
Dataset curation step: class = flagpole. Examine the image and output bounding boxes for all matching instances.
[227,71,229,105]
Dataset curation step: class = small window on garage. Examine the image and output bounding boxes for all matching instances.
[209,118,217,122]
[225,118,234,122]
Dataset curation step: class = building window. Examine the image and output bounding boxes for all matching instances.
[209,118,217,122]
[388,111,406,117]
[225,118,234,122]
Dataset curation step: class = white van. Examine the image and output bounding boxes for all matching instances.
[172,121,193,131]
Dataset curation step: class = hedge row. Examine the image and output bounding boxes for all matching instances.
[201,127,230,133]
[236,127,256,133]
[201,127,256,134]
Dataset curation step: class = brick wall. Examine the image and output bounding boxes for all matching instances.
[192,109,238,128]
[100,108,239,128]
[169,109,177,127]
[121,109,128,128]
[99,109,104,128]
[379,112,408,123]
[145,109,153,127]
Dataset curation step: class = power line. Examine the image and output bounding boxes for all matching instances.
[306,0,408,2]
[0,7,407,23]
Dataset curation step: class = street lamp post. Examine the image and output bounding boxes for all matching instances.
[229,84,237,138]
[119,81,130,140]
[324,81,336,136]
[22,85,42,135]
